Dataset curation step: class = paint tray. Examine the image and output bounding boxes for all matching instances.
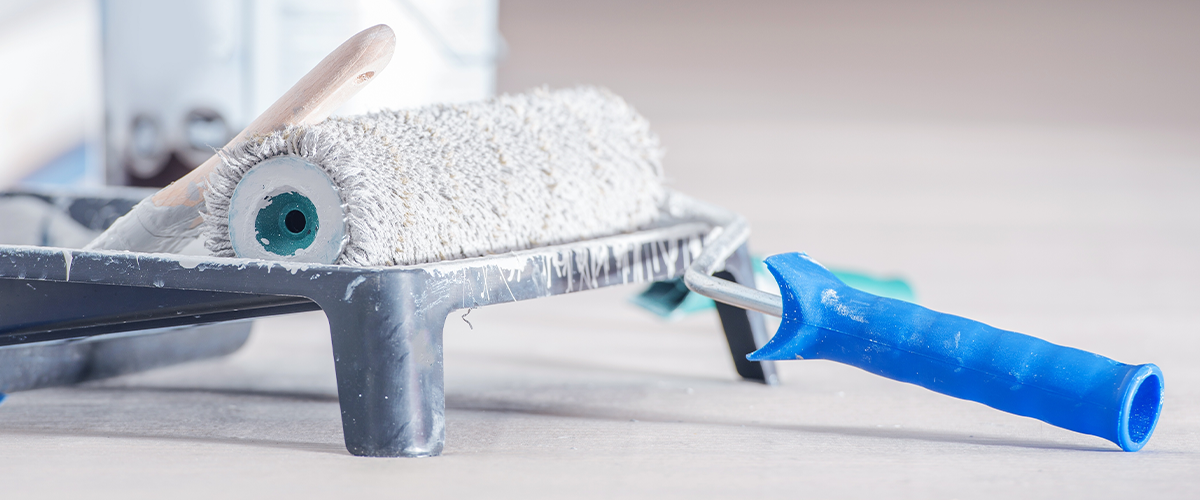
[0,188,774,457]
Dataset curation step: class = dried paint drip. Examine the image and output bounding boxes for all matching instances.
[204,86,665,266]
[420,221,710,315]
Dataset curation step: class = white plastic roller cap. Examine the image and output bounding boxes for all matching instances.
[227,155,347,264]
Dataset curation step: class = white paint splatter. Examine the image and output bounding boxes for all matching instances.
[343,275,367,301]
[275,261,313,275]
[820,288,866,323]
[176,255,206,269]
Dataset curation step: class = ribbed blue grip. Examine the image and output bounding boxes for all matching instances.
[747,253,1163,451]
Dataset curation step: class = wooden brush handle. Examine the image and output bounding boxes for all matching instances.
[86,24,395,253]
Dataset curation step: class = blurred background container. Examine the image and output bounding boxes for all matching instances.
[0,0,500,189]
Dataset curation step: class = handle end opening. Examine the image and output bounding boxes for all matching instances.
[1118,364,1163,452]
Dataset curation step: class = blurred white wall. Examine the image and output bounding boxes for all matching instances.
[498,0,1200,128]
[0,0,103,188]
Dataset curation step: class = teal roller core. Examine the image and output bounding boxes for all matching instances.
[254,191,319,257]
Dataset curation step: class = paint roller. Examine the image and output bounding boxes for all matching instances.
[201,86,665,265]
[198,87,1162,451]
[88,26,1163,452]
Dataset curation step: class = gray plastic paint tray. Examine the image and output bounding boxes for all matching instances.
[0,189,775,457]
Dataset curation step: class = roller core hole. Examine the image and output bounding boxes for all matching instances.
[1127,373,1161,444]
[285,210,307,234]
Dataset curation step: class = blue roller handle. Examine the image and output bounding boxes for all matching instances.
[748,252,1164,452]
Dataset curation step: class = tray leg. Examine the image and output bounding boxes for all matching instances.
[320,275,448,457]
[713,243,780,385]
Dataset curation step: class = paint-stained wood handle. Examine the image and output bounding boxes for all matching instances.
[86,24,395,253]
